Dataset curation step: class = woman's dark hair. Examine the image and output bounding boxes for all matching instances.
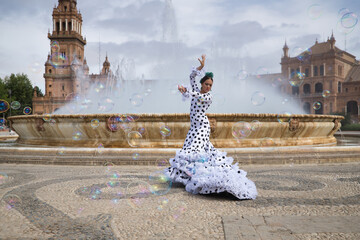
[200,72,214,84]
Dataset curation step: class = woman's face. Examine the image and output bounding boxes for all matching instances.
[201,79,213,93]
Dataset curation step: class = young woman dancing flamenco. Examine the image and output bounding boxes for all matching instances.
[164,55,257,200]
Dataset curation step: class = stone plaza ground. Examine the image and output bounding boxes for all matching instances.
[0,162,360,240]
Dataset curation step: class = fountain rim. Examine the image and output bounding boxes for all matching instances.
[8,113,344,121]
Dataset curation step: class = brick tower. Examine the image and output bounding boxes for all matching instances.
[33,0,90,114]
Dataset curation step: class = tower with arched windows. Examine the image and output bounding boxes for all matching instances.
[32,0,111,114]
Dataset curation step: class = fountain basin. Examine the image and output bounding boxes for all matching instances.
[8,113,343,148]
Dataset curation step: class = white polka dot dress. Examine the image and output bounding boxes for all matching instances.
[165,68,257,200]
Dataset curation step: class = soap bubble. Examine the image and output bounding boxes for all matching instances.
[255,66,268,78]
[2,194,22,210]
[277,111,292,124]
[132,153,139,160]
[130,94,143,107]
[0,172,9,185]
[307,4,323,19]
[322,90,331,98]
[0,100,10,113]
[160,126,171,137]
[149,171,172,196]
[251,91,265,106]
[127,131,142,147]
[23,107,32,115]
[126,180,151,209]
[289,71,305,87]
[237,70,248,80]
[341,12,358,29]
[91,119,100,128]
[97,97,115,112]
[232,121,252,139]
[313,102,322,110]
[72,131,82,141]
[10,101,21,110]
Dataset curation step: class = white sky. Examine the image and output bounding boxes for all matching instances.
[0,0,359,92]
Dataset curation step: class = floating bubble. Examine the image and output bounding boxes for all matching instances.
[282,98,289,105]
[126,180,151,209]
[277,111,292,124]
[50,52,69,68]
[341,12,358,29]
[160,126,171,137]
[322,90,331,98]
[98,97,115,112]
[271,77,283,88]
[132,153,139,160]
[291,47,304,58]
[98,143,104,148]
[107,180,120,188]
[338,8,350,17]
[57,146,66,155]
[130,94,143,107]
[170,201,187,222]
[313,102,322,110]
[307,4,323,19]
[232,121,252,139]
[72,131,82,141]
[251,91,265,106]
[28,61,42,73]
[65,93,85,114]
[336,17,356,35]
[137,127,146,135]
[144,88,152,97]
[297,48,312,62]
[89,186,102,200]
[0,100,10,113]
[43,114,52,122]
[23,107,32,115]
[255,66,268,78]
[157,197,169,210]
[51,41,60,53]
[2,194,22,210]
[289,71,305,87]
[237,70,248,80]
[260,137,275,148]
[0,118,6,126]
[156,158,168,168]
[91,119,100,128]
[127,131,142,147]
[94,83,105,93]
[11,101,21,110]
[149,171,172,196]
[0,172,8,185]
[250,120,261,132]
[49,119,56,126]
[107,116,121,132]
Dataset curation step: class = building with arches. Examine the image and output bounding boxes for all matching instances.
[280,33,360,121]
[32,0,112,114]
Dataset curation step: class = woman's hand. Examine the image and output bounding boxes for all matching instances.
[178,85,187,94]
[196,54,206,71]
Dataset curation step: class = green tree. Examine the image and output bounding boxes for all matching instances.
[1,73,38,118]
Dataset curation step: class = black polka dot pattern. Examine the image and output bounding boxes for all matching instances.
[163,68,257,200]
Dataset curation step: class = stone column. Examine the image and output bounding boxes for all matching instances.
[65,19,68,31]
[53,19,56,32]
[59,19,62,31]
[299,66,302,73]
[288,67,291,78]
[311,64,314,77]
[324,63,326,76]
[71,19,74,31]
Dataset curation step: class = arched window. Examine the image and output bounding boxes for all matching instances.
[338,82,342,93]
[320,65,324,76]
[347,101,358,116]
[303,84,311,94]
[315,83,323,93]
[303,102,311,114]
[49,69,52,74]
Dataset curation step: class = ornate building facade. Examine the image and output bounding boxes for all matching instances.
[32,0,111,114]
[279,33,360,120]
